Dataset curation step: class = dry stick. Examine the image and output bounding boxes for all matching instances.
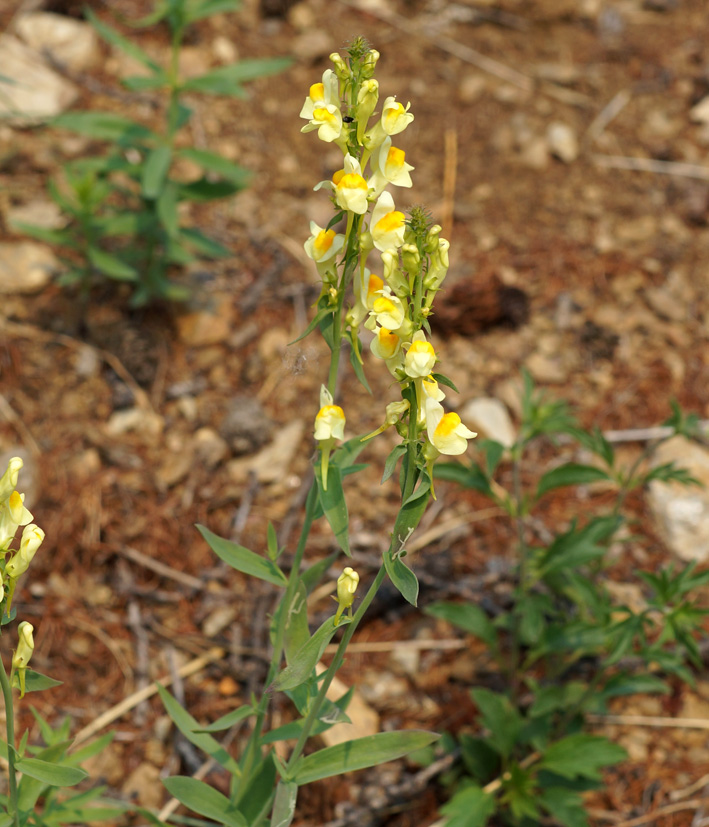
[586,88,632,142]
[672,774,709,803]
[593,154,709,181]
[64,615,133,684]
[603,421,709,443]
[338,0,533,92]
[441,128,458,242]
[118,545,208,592]
[589,713,709,731]
[1,321,153,411]
[71,646,226,747]
[594,798,709,827]
[0,394,42,456]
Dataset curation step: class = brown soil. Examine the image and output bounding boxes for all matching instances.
[1,0,709,824]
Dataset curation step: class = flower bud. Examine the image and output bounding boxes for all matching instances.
[356,79,379,144]
[401,244,421,277]
[6,524,44,580]
[424,224,442,254]
[334,567,360,625]
[382,249,409,297]
[424,238,450,291]
[330,52,349,81]
[385,400,409,426]
[12,621,34,698]
[361,49,379,78]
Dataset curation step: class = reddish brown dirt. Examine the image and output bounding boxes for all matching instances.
[1,0,709,824]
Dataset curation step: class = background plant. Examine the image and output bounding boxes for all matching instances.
[151,39,483,827]
[14,0,290,307]
[424,377,707,827]
[0,458,123,826]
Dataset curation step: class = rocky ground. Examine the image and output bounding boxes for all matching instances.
[1,0,709,824]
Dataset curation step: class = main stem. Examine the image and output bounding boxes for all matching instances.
[284,564,387,773]
[0,659,20,827]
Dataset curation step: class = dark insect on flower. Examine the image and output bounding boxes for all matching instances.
[343,115,355,123]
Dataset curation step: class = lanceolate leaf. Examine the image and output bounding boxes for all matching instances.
[141,145,172,199]
[15,758,87,787]
[425,601,496,647]
[197,524,287,587]
[162,777,246,827]
[292,730,439,785]
[384,551,419,607]
[87,247,138,281]
[536,463,612,498]
[270,780,298,827]
[271,617,349,693]
[85,9,162,74]
[52,112,155,143]
[181,58,292,96]
[193,705,255,733]
[178,147,251,186]
[315,464,350,557]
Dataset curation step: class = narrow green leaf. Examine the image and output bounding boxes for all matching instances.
[271,780,297,827]
[142,145,172,199]
[315,464,350,557]
[15,758,86,787]
[284,581,310,665]
[431,372,459,393]
[18,670,62,693]
[197,524,287,586]
[52,112,155,143]
[179,227,231,258]
[434,461,493,497]
[289,303,331,345]
[156,685,240,775]
[384,551,419,607]
[121,74,169,91]
[184,0,241,23]
[537,463,612,498]
[382,444,407,484]
[193,705,255,733]
[271,617,348,693]
[239,753,277,824]
[85,9,162,74]
[293,730,438,785]
[162,777,246,827]
[10,222,70,246]
[178,178,242,201]
[87,247,138,281]
[181,58,292,96]
[178,148,251,186]
[425,601,496,647]
[157,181,179,238]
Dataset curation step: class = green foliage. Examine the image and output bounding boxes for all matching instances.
[431,384,707,826]
[14,1,290,305]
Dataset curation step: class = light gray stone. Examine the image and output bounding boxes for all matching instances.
[547,122,579,163]
[647,437,709,563]
[0,35,79,124]
[15,12,99,72]
[0,241,58,294]
[462,397,517,448]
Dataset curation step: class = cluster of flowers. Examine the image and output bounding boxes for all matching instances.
[0,457,41,696]
[302,42,476,481]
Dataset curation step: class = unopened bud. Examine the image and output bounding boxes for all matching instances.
[334,567,360,625]
[330,52,349,81]
[362,49,380,78]
[401,243,421,276]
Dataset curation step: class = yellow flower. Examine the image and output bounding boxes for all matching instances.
[366,287,406,332]
[424,237,450,291]
[368,137,414,196]
[350,268,384,328]
[405,331,437,378]
[300,69,344,143]
[314,386,346,490]
[334,155,369,214]
[356,79,379,144]
[304,221,345,268]
[314,386,346,442]
[371,191,406,252]
[364,96,414,149]
[12,621,34,698]
[0,490,33,551]
[425,397,477,455]
[334,566,359,625]
[0,457,23,504]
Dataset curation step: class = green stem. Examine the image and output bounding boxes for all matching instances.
[0,659,20,827]
[236,486,318,802]
[284,564,387,774]
[509,443,528,703]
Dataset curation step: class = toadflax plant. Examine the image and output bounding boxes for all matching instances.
[156,38,477,826]
[0,458,122,826]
